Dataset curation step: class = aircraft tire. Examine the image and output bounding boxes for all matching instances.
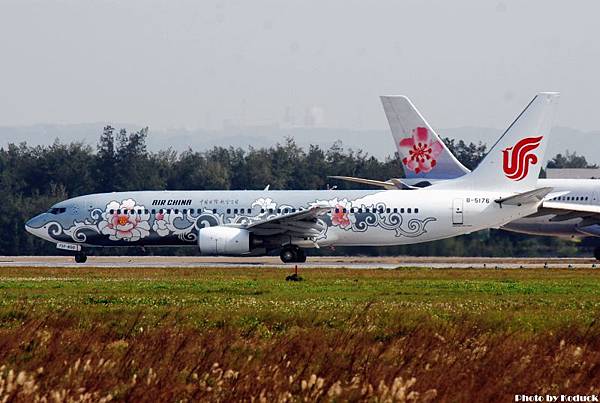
[296,249,307,263]
[594,246,600,261]
[280,246,297,263]
[74,253,87,264]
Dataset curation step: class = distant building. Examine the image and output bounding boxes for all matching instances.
[546,168,600,179]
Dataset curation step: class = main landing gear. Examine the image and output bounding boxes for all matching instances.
[74,252,87,263]
[279,245,306,263]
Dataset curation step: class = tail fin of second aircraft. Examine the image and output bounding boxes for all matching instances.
[381,95,470,180]
[441,92,560,191]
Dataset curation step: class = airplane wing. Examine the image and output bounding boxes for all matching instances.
[227,205,332,237]
[533,201,600,223]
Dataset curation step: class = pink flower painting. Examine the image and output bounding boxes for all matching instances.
[98,199,151,242]
[398,127,443,174]
[331,204,351,228]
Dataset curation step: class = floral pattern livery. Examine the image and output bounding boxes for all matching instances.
[98,199,151,242]
[312,198,356,231]
[33,196,436,246]
[398,127,443,174]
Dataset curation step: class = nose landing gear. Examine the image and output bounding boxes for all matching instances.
[279,245,306,263]
[74,252,87,264]
[594,246,600,261]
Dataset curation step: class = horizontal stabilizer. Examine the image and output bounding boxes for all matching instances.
[328,176,416,190]
[494,187,553,206]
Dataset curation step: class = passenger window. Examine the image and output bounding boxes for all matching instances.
[343,208,347,213]
[151,209,156,214]
[234,209,238,214]
[261,209,265,213]
[269,209,274,214]
[350,208,355,213]
[407,208,412,213]
[400,208,405,213]
[277,209,281,214]
[248,208,252,214]
[137,209,142,214]
[386,208,391,213]
[227,209,231,214]
[109,209,115,214]
[393,208,398,213]
[335,208,339,213]
[240,208,245,214]
[358,208,363,213]
[292,208,296,213]
[182,209,187,214]
[212,209,217,214]
[166,209,171,214]
[174,209,179,214]
[415,208,419,213]
[144,209,149,214]
[117,209,121,214]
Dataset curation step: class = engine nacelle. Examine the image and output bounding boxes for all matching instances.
[198,226,251,255]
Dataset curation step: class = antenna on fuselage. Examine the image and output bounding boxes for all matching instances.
[263,185,270,191]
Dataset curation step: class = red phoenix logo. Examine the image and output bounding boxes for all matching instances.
[502,136,543,181]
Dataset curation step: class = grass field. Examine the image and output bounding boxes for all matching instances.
[0,265,599,401]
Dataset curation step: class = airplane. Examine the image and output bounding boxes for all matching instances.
[332,94,600,260]
[26,93,560,263]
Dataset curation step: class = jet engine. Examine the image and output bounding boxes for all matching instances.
[198,226,251,255]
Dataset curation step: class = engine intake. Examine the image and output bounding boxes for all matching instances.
[198,226,251,255]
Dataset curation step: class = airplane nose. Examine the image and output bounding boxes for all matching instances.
[25,214,46,235]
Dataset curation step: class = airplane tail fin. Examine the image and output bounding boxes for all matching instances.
[449,92,560,191]
[380,95,470,180]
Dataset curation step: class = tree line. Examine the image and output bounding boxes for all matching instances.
[0,126,597,256]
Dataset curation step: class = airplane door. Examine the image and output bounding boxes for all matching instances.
[452,198,464,225]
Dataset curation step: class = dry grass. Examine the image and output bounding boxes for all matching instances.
[0,266,598,401]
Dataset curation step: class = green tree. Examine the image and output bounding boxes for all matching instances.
[442,138,487,170]
[546,151,598,169]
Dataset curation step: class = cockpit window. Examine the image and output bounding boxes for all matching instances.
[48,207,67,215]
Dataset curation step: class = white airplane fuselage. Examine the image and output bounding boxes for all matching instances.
[25,188,537,253]
[25,92,562,261]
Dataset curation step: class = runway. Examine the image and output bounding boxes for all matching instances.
[1,256,599,269]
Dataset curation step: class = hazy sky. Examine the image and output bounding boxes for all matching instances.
[1,0,599,132]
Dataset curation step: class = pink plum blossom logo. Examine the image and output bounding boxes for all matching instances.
[98,199,151,242]
[398,127,443,174]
